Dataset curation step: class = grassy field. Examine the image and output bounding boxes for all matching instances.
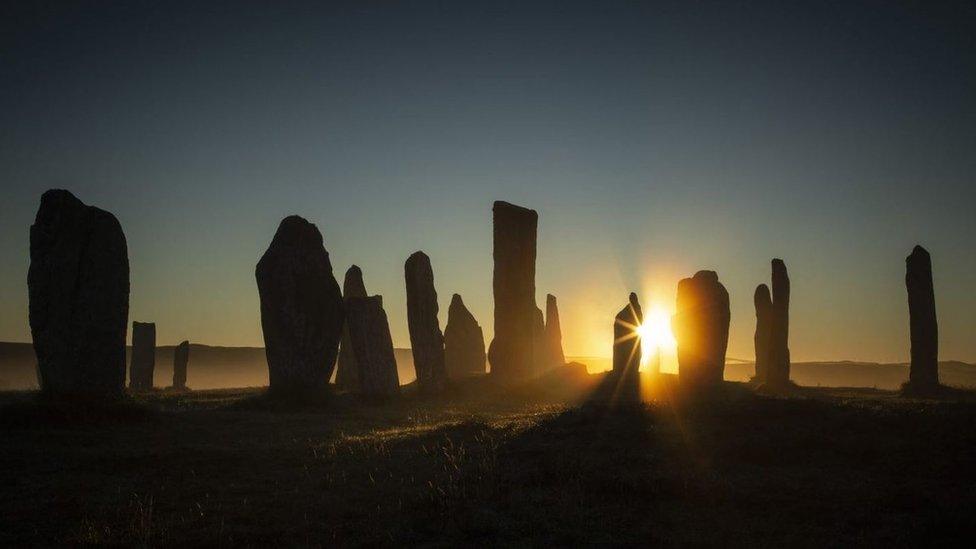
[1,371,975,546]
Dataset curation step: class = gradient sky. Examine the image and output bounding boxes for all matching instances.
[1,1,974,366]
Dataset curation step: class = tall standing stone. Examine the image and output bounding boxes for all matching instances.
[906,245,939,391]
[489,201,538,380]
[346,296,400,398]
[256,216,344,396]
[673,271,730,390]
[336,265,367,391]
[173,340,189,390]
[544,294,565,368]
[753,284,773,384]
[129,322,156,390]
[28,189,129,398]
[613,293,643,402]
[444,294,486,378]
[405,251,446,393]
[768,259,791,386]
[531,306,547,375]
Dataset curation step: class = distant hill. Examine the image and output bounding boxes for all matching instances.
[2,341,975,391]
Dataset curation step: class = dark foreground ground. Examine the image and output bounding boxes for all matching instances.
[1,372,975,546]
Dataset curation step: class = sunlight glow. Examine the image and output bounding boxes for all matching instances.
[637,306,676,367]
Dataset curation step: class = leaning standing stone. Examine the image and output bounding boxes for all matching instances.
[544,294,566,368]
[405,251,446,393]
[336,265,367,391]
[905,245,939,392]
[673,271,730,390]
[256,216,344,396]
[444,294,486,378]
[346,296,400,398]
[28,189,129,398]
[489,201,538,380]
[173,340,189,390]
[129,321,156,390]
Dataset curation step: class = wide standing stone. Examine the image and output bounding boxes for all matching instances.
[768,259,791,386]
[405,251,446,393]
[444,294,486,378]
[336,265,367,391]
[544,294,566,368]
[129,321,156,390]
[906,245,939,391]
[488,201,538,380]
[28,189,129,398]
[673,271,730,389]
[753,284,772,384]
[346,296,400,398]
[256,216,344,395]
[173,340,189,390]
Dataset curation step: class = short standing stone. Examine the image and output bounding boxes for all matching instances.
[337,265,367,391]
[673,271,730,389]
[544,294,566,368]
[173,340,189,390]
[906,245,939,391]
[129,322,156,390]
[489,201,538,380]
[256,216,344,395]
[753,284,772,384]
[346,296,400,398]
[405,251,446,393]
[768,259,791,386]
[28,189,129,398]
[444,294,486,378]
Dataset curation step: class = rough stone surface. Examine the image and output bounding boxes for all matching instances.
[346,296,399,398]
[28,189,129,397]
[753,284,773,384]
[444,294,486,378]
[906,245,939,390]
[544,294,566,369]
[129,321,156,390]
[255,216,344,395]
[489,201,539,380]
[768,259,791,386]
[336,265,367,391]
[173,340,189,390]
[673,271,730,389]
[405,251,446,392]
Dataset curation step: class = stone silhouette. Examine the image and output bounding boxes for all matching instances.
[336,265,367,392]
[405,251,446,393]
[905,245,939,391]
[768,259,791,386]
[673,271,730,390]
[255,216,344,395]
[28,189,129,397]
[544,294,565,368]
[444,294,486,378]
[532,305,547,375]
[129,321,156,390]
[345,295,400,398]
[613,293,643,402]
[173,340,190,390]
[489,201,538,380]
[753,284,773,384]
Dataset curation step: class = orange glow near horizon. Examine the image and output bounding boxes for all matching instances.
[637,305,677,370]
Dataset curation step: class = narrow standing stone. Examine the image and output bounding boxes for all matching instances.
[532,306,547,375]
[28,189,129,398]
[753,284,773,384]
[346,296,400,398]
[545,294,566,368]
[613,293,643,402]
[405,251,446,393]
[173,340,189,390]
[768,259,791,386]
[336,265,367,391]
[129,321,156,390]
[673,271,730,390]
[906,245,939,391]
[444,294,486,378]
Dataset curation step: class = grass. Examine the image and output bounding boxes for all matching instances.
[1,372,975,546]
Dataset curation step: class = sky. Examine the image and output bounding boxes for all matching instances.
[1,0,974,366]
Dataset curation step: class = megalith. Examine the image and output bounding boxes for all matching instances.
[673,271,730,389]
[346,295,400,398]
[129,321,156,390]
[405,251,447,393]
[173,340,189,390]
[753,284,772,384]
[255,216,344,395]
[768,259,791,386]
[612,293,643,402]
[906,245,939,391]
[444,294,486,378]
[28,189,129,398]
[544,294,566,368]
[336,265,367,391]
[532,306,547,374]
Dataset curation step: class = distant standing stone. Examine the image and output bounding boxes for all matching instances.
[28,189,129,398]
[337,265,367,392]
[444,294,486,378]
[405,251,446,393]
[673,271,730,390]
[256,216,344,396]
[346,296,400,398]
[173,340,189,390]
[768,259,791,386]
[544,294,566,369]
[906,245,939,391]
[129,321,156,390]
[753,284,773,384]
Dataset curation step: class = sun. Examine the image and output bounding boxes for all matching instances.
[637,306,676,365]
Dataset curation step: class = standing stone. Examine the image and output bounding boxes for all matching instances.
[256,216,344,396]
[346,296,400,398]
[613,293,643,402]
[173,340,189,390]
[405,251,446,393]
[906,245,939,391]
[488,201,538,380]
[544,294,566,368]
[753,284,773,384]
[444,294,486,378]
[129,322,156,390]
[28,189,129,398]
[673,271,730,389]
[336,265,367,391]
[531,306,547,374]
[768,259,791,386]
